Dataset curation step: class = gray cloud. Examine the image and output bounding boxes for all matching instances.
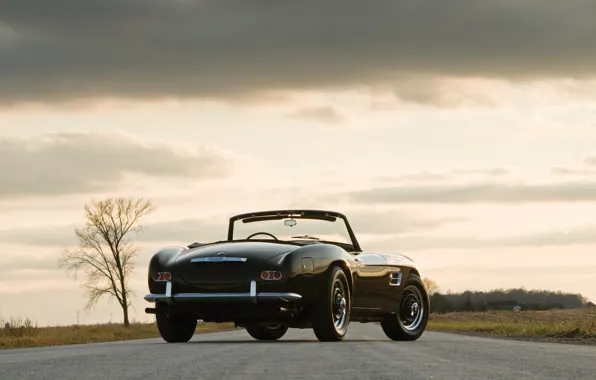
[387,172,451,182]
[0,225,79,247]
[377,167,510,183]
[550,167,579,175]
[5,223,596,271]
[1,0,596,105]
[287,106,344,124]
[0,20,16,47]
[346,210,463,235]
[550,156,596,176]
[141,219,229,244]
[364,225,596,251]
[0,218,230,249]
[392,77,497,107]
[0,209,461,248]
[140,211,462,245]
[550,167,596,176]
[430,265,596,277]
[0,256,61,273]
[585,156,596,166]
[345,181,596,204]
[0,220,227,251]
[0,132,234,198]
[450,168,510,177]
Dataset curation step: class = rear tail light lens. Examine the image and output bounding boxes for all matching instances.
[152,272,171,282]
[261,270,283,280]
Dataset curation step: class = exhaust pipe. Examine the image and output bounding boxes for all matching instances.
[274,307,294,319]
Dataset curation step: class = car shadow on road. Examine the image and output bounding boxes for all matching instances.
[185,339,392,344]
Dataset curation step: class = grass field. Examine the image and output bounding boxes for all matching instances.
[0,317,235,349]
[3,308,595,349]
[428,308,596,344]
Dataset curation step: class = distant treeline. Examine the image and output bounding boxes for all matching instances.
[429,288,591,313]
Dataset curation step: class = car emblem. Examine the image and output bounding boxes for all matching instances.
[215,251,226,256]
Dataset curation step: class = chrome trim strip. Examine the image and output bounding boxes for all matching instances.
[144,278,302,303]
[250,280,257,303]
[190,257,247,263]
[143,292,302,302]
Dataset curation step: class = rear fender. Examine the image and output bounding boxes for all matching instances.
[148,246,185,293]
[276,244,353,303]
[329,260,354,296]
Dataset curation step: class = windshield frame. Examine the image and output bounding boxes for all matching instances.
[227,209,362,252]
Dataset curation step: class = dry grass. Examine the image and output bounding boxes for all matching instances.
[5,309,594,348]
[428,308,596,344]
[0,317,235,349]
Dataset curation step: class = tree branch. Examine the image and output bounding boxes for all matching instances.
[58,196,156,325]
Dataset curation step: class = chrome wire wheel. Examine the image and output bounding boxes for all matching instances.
[332,278,348,331]
[312,266,351,341]
[399,285,425,331]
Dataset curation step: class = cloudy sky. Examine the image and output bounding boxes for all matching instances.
[2,0,596,326]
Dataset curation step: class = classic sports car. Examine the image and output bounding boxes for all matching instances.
[144,209,429,342]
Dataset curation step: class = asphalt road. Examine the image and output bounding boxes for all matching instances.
[1,324,595,380]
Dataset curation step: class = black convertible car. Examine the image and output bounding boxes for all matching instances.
[144,209,429,342]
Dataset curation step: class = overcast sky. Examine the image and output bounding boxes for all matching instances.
[2,0,596,326]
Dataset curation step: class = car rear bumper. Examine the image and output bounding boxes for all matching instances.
[144,280,302,304]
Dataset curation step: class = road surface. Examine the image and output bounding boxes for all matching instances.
[1,324,595,380]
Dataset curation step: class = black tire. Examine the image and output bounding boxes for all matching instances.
[156,312,197,343]
[312,266,351,342]
[381,273,429,341]
[245,323,288,341]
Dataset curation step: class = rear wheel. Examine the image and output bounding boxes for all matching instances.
[245,323,288,341]
[156,310,197,343]
[381,273,429,341]
[312,266,351,342]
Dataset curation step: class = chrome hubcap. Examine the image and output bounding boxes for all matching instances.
[399,286,424,331]
[410,302,419,317]
[332,279,348,331]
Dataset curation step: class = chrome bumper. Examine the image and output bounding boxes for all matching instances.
[144,280,302,304]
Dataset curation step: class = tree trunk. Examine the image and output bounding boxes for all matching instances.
[122,304,130,326]
[121,288,130,326]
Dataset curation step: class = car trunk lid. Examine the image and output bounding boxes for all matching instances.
[174,241,297,287]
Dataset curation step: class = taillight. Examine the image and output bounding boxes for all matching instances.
[260,270,283,280]
[152,272,171,282]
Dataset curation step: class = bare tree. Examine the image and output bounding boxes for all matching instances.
[59,196,155,326]
[423,277,440,296]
